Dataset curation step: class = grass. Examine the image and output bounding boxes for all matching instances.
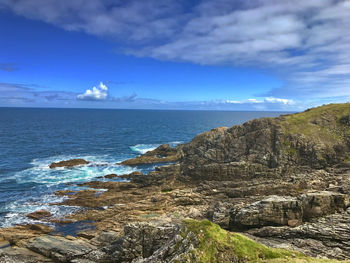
[161,188,173,193]
[280,103,350,145]
[181,219,350,263]
[283,141,297,156]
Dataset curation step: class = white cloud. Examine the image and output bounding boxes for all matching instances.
[264,97,294,105]
[226,97,294,105]
[77,82,108,101]
[1,0,350,100]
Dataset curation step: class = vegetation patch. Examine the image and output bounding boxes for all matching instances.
[182,219,349,263]
[280,103,350,146]
[161,187,173,193]
[283,141,297,156]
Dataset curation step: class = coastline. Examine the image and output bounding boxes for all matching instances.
[1,103,350,262]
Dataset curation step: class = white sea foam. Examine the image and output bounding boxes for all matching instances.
[0,154,141,227]
[130,144,161,154]
[0,193,81,228]
[16,155,137,185]
[130,141,184,155]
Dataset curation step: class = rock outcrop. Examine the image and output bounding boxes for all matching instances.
[120,144,180,166]
[229,191,350,229]
[26,235,96,262]
[49,159,89,169]
[179,103,350,180]
[27,210,52,220]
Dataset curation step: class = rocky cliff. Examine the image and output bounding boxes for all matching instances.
[179,103,350,181]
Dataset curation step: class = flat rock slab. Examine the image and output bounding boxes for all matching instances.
[0,246,53,263]
[26,235,95,262]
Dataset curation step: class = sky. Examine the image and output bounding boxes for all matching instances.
[0,0,349,111]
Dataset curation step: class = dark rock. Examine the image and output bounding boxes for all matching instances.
[103,174,118,179]
[339,113,350,126]
[107,222,179,262]
[120,144,180,166]
[27,210,52,220]
[49,159,89,169]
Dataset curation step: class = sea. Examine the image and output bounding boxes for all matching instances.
[0,108,285,229]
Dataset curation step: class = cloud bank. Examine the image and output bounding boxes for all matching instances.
[0,0,349,105]
[226,97,294,105]
[0,81,298,110]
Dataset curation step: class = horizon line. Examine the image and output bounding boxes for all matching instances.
[0,106,295,113]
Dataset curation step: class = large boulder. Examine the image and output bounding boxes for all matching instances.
[229,191,350,229]
[230,196,303,229]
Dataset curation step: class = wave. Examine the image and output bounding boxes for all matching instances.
[130,144,161,154]
[15,154,137,185]
[0,154,140,227]
[0,194,80,228]
[130,141,184,155]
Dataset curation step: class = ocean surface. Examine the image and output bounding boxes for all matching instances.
[0,108,286,228]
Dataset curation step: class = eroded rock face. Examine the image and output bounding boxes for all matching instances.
[108,222,179,262]
[49,159,89,169]
[229,191,350,229]
[179,104,350,179]
[230,195,303,229]
[249,207,350,260]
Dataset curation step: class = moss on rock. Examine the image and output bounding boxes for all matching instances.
[182,219,349,263]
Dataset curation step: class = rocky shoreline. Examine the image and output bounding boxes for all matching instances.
[1,103,350,262]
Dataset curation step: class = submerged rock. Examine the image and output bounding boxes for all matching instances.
[27,210,52,220]
[49,159,89,169]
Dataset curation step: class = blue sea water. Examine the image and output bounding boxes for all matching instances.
[0,108,285,228]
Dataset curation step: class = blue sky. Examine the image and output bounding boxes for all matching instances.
[0,0,349,110]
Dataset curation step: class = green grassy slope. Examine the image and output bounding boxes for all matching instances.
[281,103,350,145]
[182,219,350,263]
